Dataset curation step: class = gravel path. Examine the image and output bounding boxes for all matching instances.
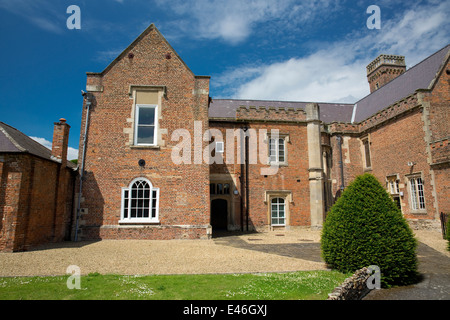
[0,229,325,277]
[0,229,448,277]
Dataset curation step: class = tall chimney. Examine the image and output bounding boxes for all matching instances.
[366,54,406,93]
[52,118,70,163]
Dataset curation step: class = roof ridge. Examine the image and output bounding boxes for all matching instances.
[0,122,26,152]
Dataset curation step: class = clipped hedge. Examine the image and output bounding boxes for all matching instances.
[321,173,418,287]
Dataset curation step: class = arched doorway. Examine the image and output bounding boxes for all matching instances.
[211,199,228,230]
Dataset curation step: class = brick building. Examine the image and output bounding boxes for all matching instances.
[0,119,76,252]
[75,24,449,240]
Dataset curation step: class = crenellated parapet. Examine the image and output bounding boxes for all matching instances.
[235,105,307,122]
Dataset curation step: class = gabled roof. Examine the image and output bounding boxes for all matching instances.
[353,44,450,123]
[209,99,354,123]
[0,122,76,169]
[87,24,196,78]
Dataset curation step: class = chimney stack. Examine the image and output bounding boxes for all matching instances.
[52,118,70,163]
[366,54,406,93]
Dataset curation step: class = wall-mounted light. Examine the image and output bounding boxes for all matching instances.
[407,161,416,167]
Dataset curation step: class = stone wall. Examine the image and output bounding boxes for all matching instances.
[327,267,374,300]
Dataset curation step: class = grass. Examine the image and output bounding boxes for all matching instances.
[0,270,348,300]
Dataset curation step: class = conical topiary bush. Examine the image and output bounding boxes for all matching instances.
[321,173,418,287]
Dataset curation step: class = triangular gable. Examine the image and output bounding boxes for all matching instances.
[88,24,195,77]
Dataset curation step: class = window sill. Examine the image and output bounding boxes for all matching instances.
[268,162,288,167]
[119,220,160,225]
[130,145,160,150]
[409,210,427,215]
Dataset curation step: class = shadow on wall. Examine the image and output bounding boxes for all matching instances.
[75,171,104,241]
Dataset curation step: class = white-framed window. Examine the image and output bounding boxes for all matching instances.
[216,141,224,153]
[387,175,400,195]
[271,197,286,226]
[120,177,160,223]
[269,137,286,164]
[134,104,157,146]
[409,176,425,211]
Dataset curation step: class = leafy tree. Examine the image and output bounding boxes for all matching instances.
[321,173,418,287]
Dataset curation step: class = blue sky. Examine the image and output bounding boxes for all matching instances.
[0,0,449,160]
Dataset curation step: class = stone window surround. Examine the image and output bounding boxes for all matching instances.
[266,132,289,166]
[264,190,292,228]
[360,134,372,170]
[125,85,167,149]
[406,172,427,214]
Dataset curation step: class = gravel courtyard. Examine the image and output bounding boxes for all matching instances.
[0,229,448,277]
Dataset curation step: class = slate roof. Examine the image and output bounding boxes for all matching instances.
[0,122,77,169]
[208,44,449,125]
[353,44,450,123]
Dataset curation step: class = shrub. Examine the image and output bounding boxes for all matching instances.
[321,173,418,287]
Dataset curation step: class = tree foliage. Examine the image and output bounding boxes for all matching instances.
[321,173,419,287]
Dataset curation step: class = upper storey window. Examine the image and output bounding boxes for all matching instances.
[135,104,157,146]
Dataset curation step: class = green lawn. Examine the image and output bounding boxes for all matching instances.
[0,270,348,300]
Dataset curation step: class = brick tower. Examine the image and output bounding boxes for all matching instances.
[366,54,406,93]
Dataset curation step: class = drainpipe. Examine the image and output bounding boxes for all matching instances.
[239,124,249,232]
[336,135,345,192]
[245,129,249,232]
[74,91,92,242]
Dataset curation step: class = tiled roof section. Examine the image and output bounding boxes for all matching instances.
[209,99,354,123]
[0,122,76,169]
[353,44,450,123]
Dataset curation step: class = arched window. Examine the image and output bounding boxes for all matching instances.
[271,198,285,226]
[121,178,159,223]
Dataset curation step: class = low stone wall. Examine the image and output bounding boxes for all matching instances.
[327,267,373,300]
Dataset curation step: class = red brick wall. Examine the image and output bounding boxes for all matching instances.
[77,25,211,240]
[423,57,450,216]
[0,154,74,252]
[368,109,435,219]
[328,95,438,221]
[209,119,311,231]
[425,58,450,144]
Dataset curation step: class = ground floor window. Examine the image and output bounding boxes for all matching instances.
[386,175,402,211]
[120,177,159,223]
[409,176,425,211]
[271,197,286,226]
[210,183,230,195]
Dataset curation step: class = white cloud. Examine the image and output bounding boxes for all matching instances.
[30,136,79,161]
[214,1,450,102]
[155,0,337,44]
[230,51,368,103]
